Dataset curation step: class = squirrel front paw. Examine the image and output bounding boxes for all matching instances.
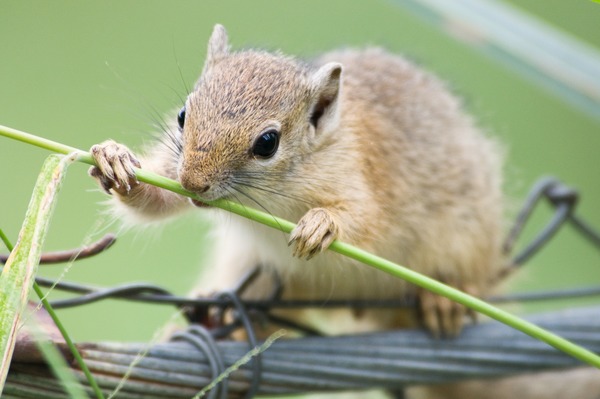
[418,282,478,338]
[89,140,141,196]
[289,208,339,260]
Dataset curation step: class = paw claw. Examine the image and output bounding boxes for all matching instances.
[289,208,339,260]
[89,140,141,196]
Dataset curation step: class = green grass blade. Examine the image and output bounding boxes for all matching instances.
[0,155,104,398]
[1,124,599,369]
[0,155,66,392]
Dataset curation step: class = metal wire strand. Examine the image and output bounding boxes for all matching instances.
[48,283,175,309]
[0,234,116,264]
[217,291,262,399]
[502,177,579,265]
[171,326,227,399]
[5,306,600,398]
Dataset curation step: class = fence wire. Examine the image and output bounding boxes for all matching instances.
[2,176,600,398]
[5,306,600,398]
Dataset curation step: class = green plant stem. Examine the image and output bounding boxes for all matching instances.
[1,124,600,369]
[30,283,91,399]
[0,230,12,254]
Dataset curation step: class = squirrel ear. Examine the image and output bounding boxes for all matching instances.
[206,24,230,65]
[309,62,342,133]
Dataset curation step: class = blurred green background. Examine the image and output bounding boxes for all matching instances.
[1,1,599,343]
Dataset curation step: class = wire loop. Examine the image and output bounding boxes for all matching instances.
[171,325,228,399]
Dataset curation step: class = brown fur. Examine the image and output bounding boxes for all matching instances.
[87,25,597,399]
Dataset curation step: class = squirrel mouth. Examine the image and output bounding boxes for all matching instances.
[190,198,210,208]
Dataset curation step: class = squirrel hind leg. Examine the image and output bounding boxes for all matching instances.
[417,281,479,338]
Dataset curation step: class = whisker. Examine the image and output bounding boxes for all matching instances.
[222,187,244,218]
[223,186,266,239]
[169,86,188,109]
[238,148,359,185]
[160,127,183,160]
[149,106,173,134]
[232,179,314,206]
[230,186,288,240]
[145,109,182,160]
[233,172,356,193]
[170,40,192,100]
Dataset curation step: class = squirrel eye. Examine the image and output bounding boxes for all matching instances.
[177,106,186,130]
[252,129,280,158]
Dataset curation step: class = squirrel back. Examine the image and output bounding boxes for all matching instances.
[314,48,504,292]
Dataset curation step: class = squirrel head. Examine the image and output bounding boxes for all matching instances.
[176,24,343,204]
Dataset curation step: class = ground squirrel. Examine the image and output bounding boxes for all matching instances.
[90,25,504,338]
[88,25,600,399]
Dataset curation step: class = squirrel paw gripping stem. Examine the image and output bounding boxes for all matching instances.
[89,140,141,195]
[289,208,339,260]
[419,282,479,338]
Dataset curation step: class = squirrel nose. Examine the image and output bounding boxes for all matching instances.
[180,173,211,194]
